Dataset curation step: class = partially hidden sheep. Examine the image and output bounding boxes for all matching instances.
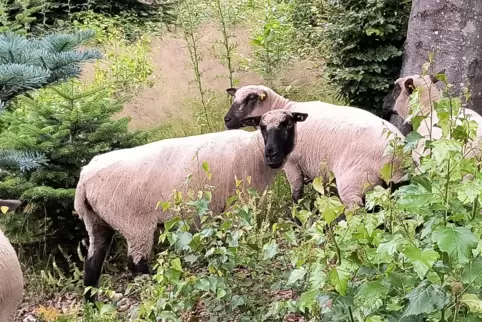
[0,200,24,322]
[74,110,308,303]
[390,73,482,164]
[224,85,407,209]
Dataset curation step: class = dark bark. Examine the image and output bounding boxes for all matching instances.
[386,0,482,121]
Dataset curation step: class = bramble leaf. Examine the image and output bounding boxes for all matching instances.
[329,267,350,296]
[432,226,477,265]
[402,282,447,317]
[462,294,482,313]
[355,281,389,300]
[287,268,306,286]
[403,247,439,279]
[462,257,482,286]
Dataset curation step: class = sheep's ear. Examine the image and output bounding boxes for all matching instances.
[430,69,446,84]
[226,88,237,97]
[257,89,268,101]
[293,112,309,123]
[240,115,262,127]
[404,78,415,94]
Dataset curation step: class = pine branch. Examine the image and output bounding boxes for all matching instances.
[0,63,50,101]
[0,150,48,172]
[0,29,103,105]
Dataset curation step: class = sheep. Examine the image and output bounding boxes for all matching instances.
[0,200,24,322]
[74,109,309,303]
[389,72,482,164]
[224,85,407,211]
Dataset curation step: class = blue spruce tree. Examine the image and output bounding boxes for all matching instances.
[0,29,102,171]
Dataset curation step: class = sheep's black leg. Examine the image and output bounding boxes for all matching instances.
[126,227,156,277]
[84,224,115,303]
[127,256,149,275]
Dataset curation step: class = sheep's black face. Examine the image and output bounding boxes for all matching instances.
[224,86,268,130]
[241,110,309,169]
[382,81,406,120]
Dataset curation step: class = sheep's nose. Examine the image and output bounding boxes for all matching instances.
[224,116,232,123]
[266,150,279,158]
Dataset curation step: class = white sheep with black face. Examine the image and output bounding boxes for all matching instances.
[74,109,308,303]
[390,72,482,164]
[224,85,407,210]
[0,200,24,322]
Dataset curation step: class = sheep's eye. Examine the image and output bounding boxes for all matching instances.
[248,94,257,101]
[286,120,294,128]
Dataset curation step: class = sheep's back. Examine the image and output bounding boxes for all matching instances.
[78,130,269,228]
[287,102,404,181]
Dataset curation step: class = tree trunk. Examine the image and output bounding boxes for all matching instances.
[387,0,482,126]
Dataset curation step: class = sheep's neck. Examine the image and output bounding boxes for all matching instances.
[268,92,296,111]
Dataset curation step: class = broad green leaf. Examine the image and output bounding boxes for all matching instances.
[99,303,116,314]
[230,295,245,310]
[403,247,439,279]
[355,281,389,300]
[315,196,345,225]
[263,242,278,260]
[287,268,306,286]
[195,278,210,291]
[421,217,437,239]
[170,258,183,272]
[156,201,171,211]
[295,209,312,226]
[284,230,297,245]
[184,254,198,264]
[402,282,447,317]
[462,294,482,313]
[216,288,227,299]
[202,161,210,173]
[157,311,179,320]
[387,299,404,312]
[462,258,482,285]
[364,213,379,237]
[329,268,350,296]
[312,177,324,194]
[164,217,181,231]
[309,263,326,289]
[376,234,404,261]
[225,195,238,207]
[175,231,193,251]
[432,226,477,265]
[405,131,423,152]
[186,198,209,216]
[387,271,417,291]
[298,289,317,312]
[431,139,462,166]
[366,27,382,36]
[396,184,432,210]
[165,268,181,282]
[366,316,383,322]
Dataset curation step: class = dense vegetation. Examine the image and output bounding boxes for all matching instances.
[4,0,482,321]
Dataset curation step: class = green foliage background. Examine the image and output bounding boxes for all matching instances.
[9,0,482,322]
[293,0,411,114]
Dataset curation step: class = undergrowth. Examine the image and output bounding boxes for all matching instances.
[34,67,482,322]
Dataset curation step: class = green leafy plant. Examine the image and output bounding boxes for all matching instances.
[109,71,482,321]
[251,0,294,87]
[177,0,214,133]
[320,0,411,114]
